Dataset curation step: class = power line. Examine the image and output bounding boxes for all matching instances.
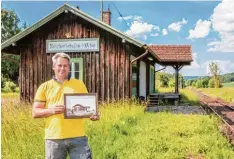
[111,2,136,38]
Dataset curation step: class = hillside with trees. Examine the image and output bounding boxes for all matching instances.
[155,62,234,89]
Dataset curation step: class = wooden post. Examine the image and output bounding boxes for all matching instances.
[175,65,179,94]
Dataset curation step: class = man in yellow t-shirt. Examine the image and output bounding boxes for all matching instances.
[32,53,99,159]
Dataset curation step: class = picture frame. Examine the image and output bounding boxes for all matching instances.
[64,93,98,119]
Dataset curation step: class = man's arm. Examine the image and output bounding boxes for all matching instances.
[32,102,65,118]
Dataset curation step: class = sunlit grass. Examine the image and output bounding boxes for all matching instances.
[157,87,200,105]
[2,95,234,159]
[222,82,234,88]
[198,87,234,103]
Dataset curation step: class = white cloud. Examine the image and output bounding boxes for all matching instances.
[155,64,174,74]
[162,29,168,35]
[153,26,160,32]
[187,53,200,69]
[118,15,160,40]
[168,18,188,32]
[181,53,201,76]
[150,33,159,37]
[187,19,211,39]
[125,21,156,38]
[117,15,143,22]
[202,60,234,75]
[208,0,234,52]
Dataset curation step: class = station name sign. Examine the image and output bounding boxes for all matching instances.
[46,38,99,53]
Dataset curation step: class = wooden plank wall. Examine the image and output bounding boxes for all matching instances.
[19,12,143,102]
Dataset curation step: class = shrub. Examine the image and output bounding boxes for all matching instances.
[2,81,17,93]
[1,75,8,88]
[169,80,175,88]
[196,80,203,88]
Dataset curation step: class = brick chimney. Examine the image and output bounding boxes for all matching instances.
[102,8,111,25]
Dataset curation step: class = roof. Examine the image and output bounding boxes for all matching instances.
[149,45,193,62]
[1,3,144,50]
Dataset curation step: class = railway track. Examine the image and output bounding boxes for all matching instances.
[192,89,234,144]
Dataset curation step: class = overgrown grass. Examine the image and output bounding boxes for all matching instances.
[198,87,234,103]
[157,87,200,105]
[1,92,19,98]
[2,96,234,159]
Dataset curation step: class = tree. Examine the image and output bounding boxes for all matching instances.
[209,62,222,88]
[158,73,169,87]
[208,78,215,88]
[1,7,21,81]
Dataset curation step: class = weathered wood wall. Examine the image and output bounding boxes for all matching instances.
[18,12,144,102]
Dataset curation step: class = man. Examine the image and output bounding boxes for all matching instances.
[32,52,99,159]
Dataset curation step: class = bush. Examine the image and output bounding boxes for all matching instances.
[2,81,17,93]
[169,80,175,88]
[1,75,8,88]
[196,80,203,88]
[15,87,20,93]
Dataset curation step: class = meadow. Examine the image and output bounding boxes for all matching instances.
[2,93,234,159]
[222,82,234,88]
[198,87,234,103]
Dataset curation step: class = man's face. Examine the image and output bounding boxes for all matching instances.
[53,57,70,79]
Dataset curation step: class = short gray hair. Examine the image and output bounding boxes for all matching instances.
[52,53,71,66]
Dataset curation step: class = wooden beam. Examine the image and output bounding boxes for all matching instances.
[155,66,166,73]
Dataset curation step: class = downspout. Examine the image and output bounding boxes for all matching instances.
[131,50,148,63]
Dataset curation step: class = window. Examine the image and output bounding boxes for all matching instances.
[70,58,83,81]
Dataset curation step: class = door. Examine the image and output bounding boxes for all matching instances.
[149,65,155,94]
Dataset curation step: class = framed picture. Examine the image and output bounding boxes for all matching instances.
[64,93,98,119]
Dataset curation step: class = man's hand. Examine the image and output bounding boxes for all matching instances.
[90,112,100,121]
[51,105,65,115]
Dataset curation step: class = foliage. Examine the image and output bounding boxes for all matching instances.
[158,73,169,87]
[1,7,21,80]
[222,73,234,83]
[156,72,184,88]
[195,78,209,88]
[168,80,175,88]
[185,72,234,88]
[1,74,8,88]
[2,81,19,93]
[2,97,234,159]
[208,62,222,88]
[208,78,215,88]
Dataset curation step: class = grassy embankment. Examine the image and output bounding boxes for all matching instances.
[2,93,234,159]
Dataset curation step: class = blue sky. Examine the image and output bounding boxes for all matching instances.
[2,1,234,76]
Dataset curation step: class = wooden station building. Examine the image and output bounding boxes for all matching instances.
[1,4,192,102]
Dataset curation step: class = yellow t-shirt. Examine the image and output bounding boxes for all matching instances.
[34,78,88,139]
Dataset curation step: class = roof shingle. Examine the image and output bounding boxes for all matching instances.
[149,45,193,62]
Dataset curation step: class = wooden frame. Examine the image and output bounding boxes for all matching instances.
[64,93,98,119]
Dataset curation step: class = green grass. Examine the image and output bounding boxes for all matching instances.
[1,92,19,98]
[198,87,234,103]
[2,95,234,159]
[157,87,200,105]
[222,82,234,87]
